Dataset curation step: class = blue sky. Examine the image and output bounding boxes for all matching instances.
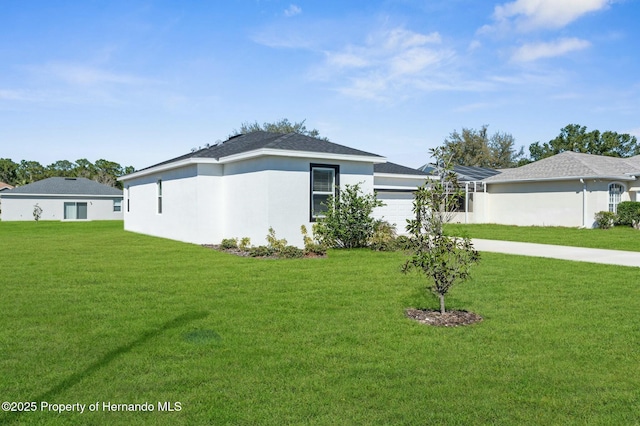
[1,0,638,170]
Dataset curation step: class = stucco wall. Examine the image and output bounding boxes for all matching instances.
[122,156,375,248]
[123,164,224,244]
[0,195,123,221]
[479,179,632,228]
[223,156,374,248]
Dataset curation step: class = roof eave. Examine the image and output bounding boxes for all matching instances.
[119,157,219,181]
[484,175,637,184]
[218,148,386,164]
[1,193,122,198]
[119,149,386,181]
[374,172,433,180]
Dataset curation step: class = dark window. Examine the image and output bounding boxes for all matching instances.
[64,202,88,220]
[310,164,339,221]
[157,180,163,214]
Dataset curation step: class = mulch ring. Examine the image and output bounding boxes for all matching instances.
[405,308,483,327]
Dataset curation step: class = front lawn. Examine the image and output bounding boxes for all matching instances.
[1,221,638,424]
[446,223,640,251]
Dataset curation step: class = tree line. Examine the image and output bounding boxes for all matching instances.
[441,123,639,169]
[0,158,134,189]
[233,119,639,169]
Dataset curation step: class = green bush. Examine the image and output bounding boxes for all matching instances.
[238,237,251,251]
[279,245,304,259]
[594,211,616,229]
[301,225,327,256]
[249,245,275,257]
[314,183,384,248]
[615,201,640,228]
[392,235,411,251]
[220,238,238,249]
[369,220,398,251]
[266,227,287,252]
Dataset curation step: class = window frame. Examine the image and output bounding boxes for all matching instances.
[310,164,339,222]
[608,182,625,213]
[63,202,88,220]
[157,179,163,214]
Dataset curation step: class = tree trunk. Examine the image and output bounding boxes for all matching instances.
[439,294,446,314]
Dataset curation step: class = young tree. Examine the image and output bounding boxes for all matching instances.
[314,183,384,248]
[33,203,43,222]
[403,147,480,314]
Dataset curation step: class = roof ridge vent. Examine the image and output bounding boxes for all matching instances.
[64,177,77,180]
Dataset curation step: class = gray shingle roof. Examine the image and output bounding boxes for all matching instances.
[3,177,123,196]
[374,162,429,176]
[144,131,384,171]
[483,151,640,183]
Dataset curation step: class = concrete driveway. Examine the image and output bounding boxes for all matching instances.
[472,239,640,268]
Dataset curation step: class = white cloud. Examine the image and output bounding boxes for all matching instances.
[326,51,370,68]
[284,4,302,17]
[511,37,591,62]
[40,63,154,86]
[468,40,482,51]
[492,0,613,32]
[312,27,456,100]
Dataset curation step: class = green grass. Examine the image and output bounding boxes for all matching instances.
[1,221,639,424]
[446,223,640,251]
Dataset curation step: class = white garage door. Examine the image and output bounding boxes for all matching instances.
[373,192,415,233]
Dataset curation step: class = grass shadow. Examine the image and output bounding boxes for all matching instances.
[0,311,209,424]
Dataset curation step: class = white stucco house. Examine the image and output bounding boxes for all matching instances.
[456,151,640,228]
[119,131,429,247]
[0,177,124,221]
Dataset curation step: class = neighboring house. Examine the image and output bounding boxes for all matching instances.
[120,131,430,247]
[0,177,124,221]
[465,151,640,228]
[0,181,14,215]
[417,164,501,223]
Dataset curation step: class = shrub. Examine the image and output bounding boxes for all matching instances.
[594,211,616,229]
[393,235,412,251]
[220,238,238,250]
[266,227,287,252]
[615,201,640,229]
[249,245,275,257]
[238,237,251,251]
[369,220,397,251]
[314,182,384,248]
[301,225,327,256]
[279,245,304,259]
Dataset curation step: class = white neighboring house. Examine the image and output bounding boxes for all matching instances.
[465,151,640,228]
[0,177,124,221]
[119,131,430,248]
[0,181,14,215]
